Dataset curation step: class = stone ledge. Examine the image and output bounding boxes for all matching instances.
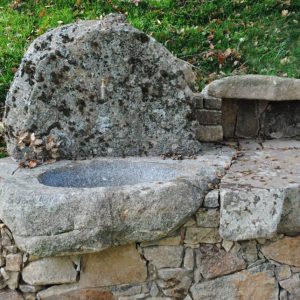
[0,149,234,257]
[206,75,300,101]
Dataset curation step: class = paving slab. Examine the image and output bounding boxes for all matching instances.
[220,139,300,240]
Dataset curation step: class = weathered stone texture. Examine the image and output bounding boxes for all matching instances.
[191,264,278,300]
[143,246,183,269]
[0,149,234,257]
[261,236,300,266]
[195,208,219,228]
[0,290,24,300]
[185,227,221,244]
[157,268,192,299]
[207,75,300,100]
[195,109,222,125]
[195,244,246,279]
[195,125,223,142]
[203,189,219,208]
[279,273,300,298]
[80,244,147,288]
[4,14,201,161]
[22,257,77,285]
[220,188,285,240]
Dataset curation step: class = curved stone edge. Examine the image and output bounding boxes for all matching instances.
[0,149,235,257]
[206,75,300,101]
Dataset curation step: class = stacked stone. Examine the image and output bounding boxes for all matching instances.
[193,92,223,142]
[0,221,25,300]
[0,189,298,299]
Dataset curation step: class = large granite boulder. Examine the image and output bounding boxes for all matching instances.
[4,14,200,161]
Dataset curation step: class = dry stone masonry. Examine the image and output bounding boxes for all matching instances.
[197,75,300,141]
[1,13,300,300]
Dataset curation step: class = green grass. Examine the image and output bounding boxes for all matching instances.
[0,0,299,106]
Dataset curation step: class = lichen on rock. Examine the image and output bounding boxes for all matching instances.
[4,13,201,161]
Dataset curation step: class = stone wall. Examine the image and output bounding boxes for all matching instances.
[196,75,300,142]
[0,189,299,300]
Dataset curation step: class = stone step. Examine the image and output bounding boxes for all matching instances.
[220,139,300,241]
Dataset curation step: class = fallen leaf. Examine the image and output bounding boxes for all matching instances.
[39,8,46,17]
[223,48,232,58]
[28,160,38,169]
[217,51,225,64]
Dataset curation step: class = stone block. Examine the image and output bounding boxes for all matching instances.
[5,254,22,272]
[235,100,259,138]
[239,240,258,263]
[0,290,24,300]
[195,109,222,125]
[195,208,219,228]
[279,273,300,297]
[183,248,194,270]
[276,265,292,281]
[22,257,77,285]
[80,244,147,288]
[195,125,223,142]
[157,268,192,299]
[220,188,285,240]
[261,236,300,266]
[19,284,44,293]
[206,74,300,100]
[143,246,183,269]
[6,272,20,290]
[193,93,203,108]
[185,227,221,245]
[204,97,222,110]
[221,99,238,138]
[190,263,278,300]
[195,244,246,279]
[203,190,219,208]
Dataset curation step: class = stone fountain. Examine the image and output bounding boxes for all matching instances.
[0,13,299,300]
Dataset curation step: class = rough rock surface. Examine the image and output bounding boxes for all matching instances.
[4,14,201,161]
[22,257,77,285]
[0,148,233,256]
[207,75,300,100]
[195,244,246,279]
[80,244,147,288]
[220,140,300,240]
[190,264,278,300]
[261,236,300,266]
[143,246,183,269]
[0,289,24,300]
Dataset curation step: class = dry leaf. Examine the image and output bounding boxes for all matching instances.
[223,48,232,58]
[39,8,46,17]
[28,160,38,169]
[217,51,225,65]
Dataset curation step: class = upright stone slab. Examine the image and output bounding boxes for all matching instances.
[4,14,200,161]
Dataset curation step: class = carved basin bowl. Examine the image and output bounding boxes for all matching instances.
[0,151,233,257]
[39,160,184,188]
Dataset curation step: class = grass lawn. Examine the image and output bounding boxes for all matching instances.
[0,0,299,157]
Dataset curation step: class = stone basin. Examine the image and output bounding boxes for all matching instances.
[38,160,184,188]
[0,148,234,257]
